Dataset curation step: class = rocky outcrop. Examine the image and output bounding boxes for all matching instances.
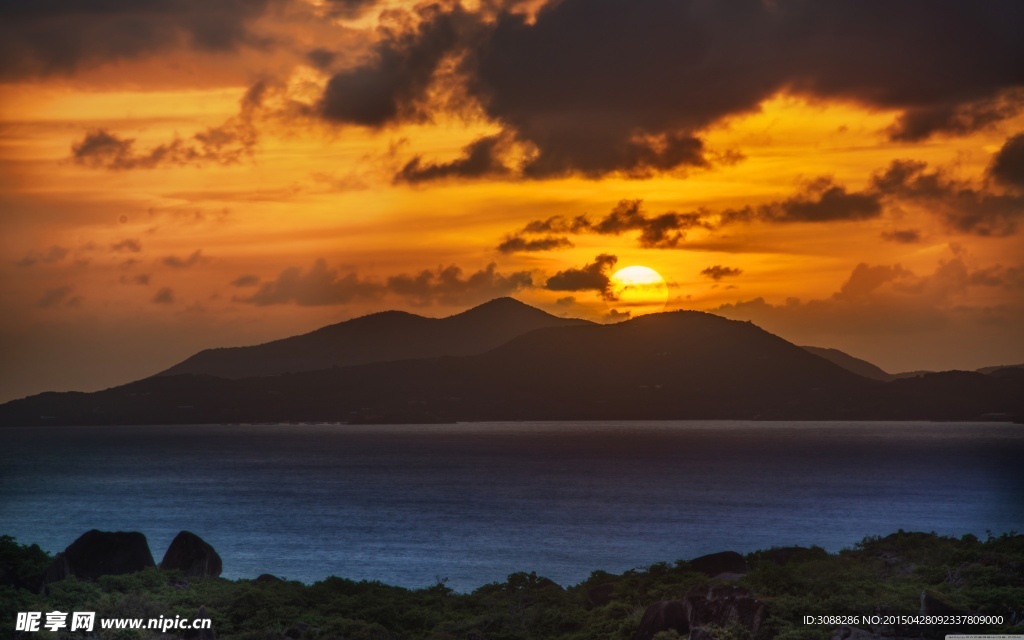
[684,585,766,635]
[633,600,689,640]
[919,590,967,616]
[42,530,155,584]
[159,531,222,578]
[687,551,750,577]
[634,584,766,640]
[255,573,284,583]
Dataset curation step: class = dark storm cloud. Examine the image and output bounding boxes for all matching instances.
[508,200,707,250]
[239,259,532,306]
[989,133,1024,189]
[322,0,379,19]
[16,246,69,267]
[590,200,707,247]
[521,215,591,234]
[700,265,743,281]
[71,82,265,171]
[496,235,573,254]
[887,94,1024,142]
[719,178,882,225]
[397,134,510,183]
[162,250,207,269]
[544,254,618,299]
[870,159,1024,236]
[0,0,279,80]
[306,48,337,70]
[753,178,882,224]
[386,262,533,305]
[319,0,1024,179]
[881,229,922,244]
[319,3,476,127]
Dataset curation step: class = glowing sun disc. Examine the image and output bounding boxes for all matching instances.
[609,266,669,317]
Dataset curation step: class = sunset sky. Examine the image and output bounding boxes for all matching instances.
[2,0,1023,402]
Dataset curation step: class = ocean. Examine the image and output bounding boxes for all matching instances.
[1,421,1021,592]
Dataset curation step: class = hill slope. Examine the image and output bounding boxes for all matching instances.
[4,307,1022,426]
[801,346,893,381]
[158,297,590,379]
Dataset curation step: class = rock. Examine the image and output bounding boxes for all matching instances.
[160,531,223,578]
[587,582,616,607]
[42,530,155,584]
[634,600,689,640]
[920,590,970,637]
[687,551,750,577]
[684,585,766,635]
[255,573,284,583]
[919,589,967,616]
[709,572,745,582]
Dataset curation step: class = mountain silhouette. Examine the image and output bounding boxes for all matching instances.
[158,297,590,379]
[801,346,893,381]
[2,301,1021,426]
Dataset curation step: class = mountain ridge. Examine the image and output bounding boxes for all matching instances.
[4,302,1021,426]
[157,296,591,379]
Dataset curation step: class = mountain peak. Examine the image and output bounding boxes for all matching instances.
[155,297,585,379]
[451,297,554,320]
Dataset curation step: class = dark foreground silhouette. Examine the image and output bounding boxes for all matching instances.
[3,530,1022,639]
[2,299,1022,425]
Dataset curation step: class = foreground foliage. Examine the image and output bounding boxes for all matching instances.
[2,531,1022,639]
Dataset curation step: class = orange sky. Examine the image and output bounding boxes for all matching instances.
[2,0,1023,401]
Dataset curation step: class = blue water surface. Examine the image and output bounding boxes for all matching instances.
[1,421,1021,591]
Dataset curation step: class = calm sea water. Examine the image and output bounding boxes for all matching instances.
[1,421,1022,592]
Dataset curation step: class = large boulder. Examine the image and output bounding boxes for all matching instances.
[159,531,222,578]
[633,600,689,640]
[919,590,967,616]
[684,585,766,635]
[42,530,155,584]
[687,551,750,577]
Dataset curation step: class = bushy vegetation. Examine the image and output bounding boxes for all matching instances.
[2,531,1022,639]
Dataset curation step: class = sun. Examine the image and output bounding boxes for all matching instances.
[609,266,669,318]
